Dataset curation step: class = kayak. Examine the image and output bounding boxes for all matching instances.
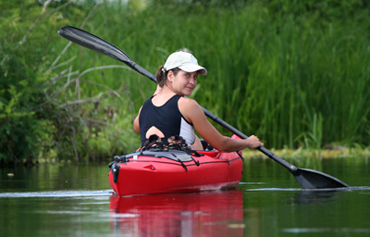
[108,137,244,196]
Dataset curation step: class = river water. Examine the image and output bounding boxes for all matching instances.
[0,156,369,237]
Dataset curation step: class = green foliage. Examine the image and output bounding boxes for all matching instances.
[0,50,51,164]
[0,0,98,165]
[1,0,370,166]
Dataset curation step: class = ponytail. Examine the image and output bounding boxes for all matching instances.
[155,66,181,87]
[156,66,167,87]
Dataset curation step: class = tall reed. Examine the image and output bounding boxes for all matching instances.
[56,0,370,151]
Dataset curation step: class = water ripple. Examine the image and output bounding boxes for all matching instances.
[245,186,370,191]
[0,190,113,198]
[283,227,370,234]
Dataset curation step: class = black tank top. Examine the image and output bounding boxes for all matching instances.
[139,94,195,146]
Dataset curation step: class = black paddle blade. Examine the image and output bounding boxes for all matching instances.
[58,26,131,63]
[294,168,350,189]
[58,26,157,83]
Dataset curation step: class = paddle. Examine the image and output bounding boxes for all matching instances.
[58,26,350,189]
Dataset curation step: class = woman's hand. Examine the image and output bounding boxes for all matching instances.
[246,135,264,149]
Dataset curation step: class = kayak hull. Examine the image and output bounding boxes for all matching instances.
[108,150,243,196]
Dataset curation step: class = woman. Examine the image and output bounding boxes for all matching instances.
[134,51,263,151]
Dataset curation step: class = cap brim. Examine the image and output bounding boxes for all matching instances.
[179,64,207,76]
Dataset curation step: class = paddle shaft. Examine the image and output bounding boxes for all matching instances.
[202,107,298,173]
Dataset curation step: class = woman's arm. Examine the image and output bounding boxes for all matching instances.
[133,107,142,133]
[179,98,263,152]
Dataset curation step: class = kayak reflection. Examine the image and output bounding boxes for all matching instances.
[110,190,244,237]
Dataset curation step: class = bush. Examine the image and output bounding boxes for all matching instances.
[0,0,91,166]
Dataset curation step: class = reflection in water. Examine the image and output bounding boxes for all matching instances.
[293,190,345,204]
[246,187,352,205]
[0,190,112,198]
[110,190,244,237]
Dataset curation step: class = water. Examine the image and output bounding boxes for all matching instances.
[0,157,369,237]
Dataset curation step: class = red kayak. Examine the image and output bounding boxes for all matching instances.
[108,136,243,196]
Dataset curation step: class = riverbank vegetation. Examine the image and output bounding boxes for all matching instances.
[1,0,369,166]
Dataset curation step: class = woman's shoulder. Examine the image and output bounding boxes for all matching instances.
[178,96,199,106]
[178,96,203,115]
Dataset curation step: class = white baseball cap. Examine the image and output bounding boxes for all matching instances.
[163,52,207,75]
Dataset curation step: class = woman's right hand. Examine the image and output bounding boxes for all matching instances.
[246,135,264,149]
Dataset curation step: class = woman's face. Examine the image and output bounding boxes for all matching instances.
[168,70,198,96]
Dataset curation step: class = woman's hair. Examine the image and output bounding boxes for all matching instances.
[155,66,180,87]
